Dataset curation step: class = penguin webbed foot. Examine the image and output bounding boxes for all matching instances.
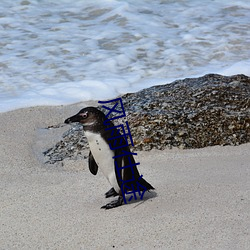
[105,187,118,198]
[101,196,123,209]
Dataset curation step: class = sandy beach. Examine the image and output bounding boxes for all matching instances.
[0,103,249,249]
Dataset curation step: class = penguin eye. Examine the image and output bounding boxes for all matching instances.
[80,112,88,119]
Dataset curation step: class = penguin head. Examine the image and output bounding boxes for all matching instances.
[65,107,106,131]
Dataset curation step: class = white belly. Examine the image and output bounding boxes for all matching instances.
[85,131,120,193]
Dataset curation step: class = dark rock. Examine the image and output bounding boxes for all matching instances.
[43,74,250,163]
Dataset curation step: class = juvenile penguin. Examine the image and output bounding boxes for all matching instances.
[65,107,154,209]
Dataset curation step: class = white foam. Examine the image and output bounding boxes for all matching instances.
[0,0,250,112]
[218,60,250,76]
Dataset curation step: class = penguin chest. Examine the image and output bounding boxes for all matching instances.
[85,131,120,192]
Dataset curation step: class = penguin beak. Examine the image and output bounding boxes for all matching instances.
[64,114,81,124]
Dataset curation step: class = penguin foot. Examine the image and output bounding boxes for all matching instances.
[101,196,123,209]
[105,187,118,198]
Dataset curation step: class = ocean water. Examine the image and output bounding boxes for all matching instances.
[0,0,250,112]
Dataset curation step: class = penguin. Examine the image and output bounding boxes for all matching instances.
[65,107,154,209]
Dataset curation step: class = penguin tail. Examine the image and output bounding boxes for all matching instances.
[138,177,154,191]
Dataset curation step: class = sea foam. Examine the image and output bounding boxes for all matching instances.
[0,0,249,112]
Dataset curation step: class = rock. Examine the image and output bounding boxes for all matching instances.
[43,74,250,164]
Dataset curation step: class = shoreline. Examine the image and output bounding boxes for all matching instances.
[0,103,249,249]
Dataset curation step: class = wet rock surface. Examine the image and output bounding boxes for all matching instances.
[43,74,250,164]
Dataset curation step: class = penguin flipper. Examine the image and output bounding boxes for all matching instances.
[101,196,123,209]
[105,187,118,198]
[88,151,98,175]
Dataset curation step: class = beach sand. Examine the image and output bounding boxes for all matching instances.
[0,103,249,249]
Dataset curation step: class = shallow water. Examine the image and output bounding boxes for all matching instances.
[0,0,250,112]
